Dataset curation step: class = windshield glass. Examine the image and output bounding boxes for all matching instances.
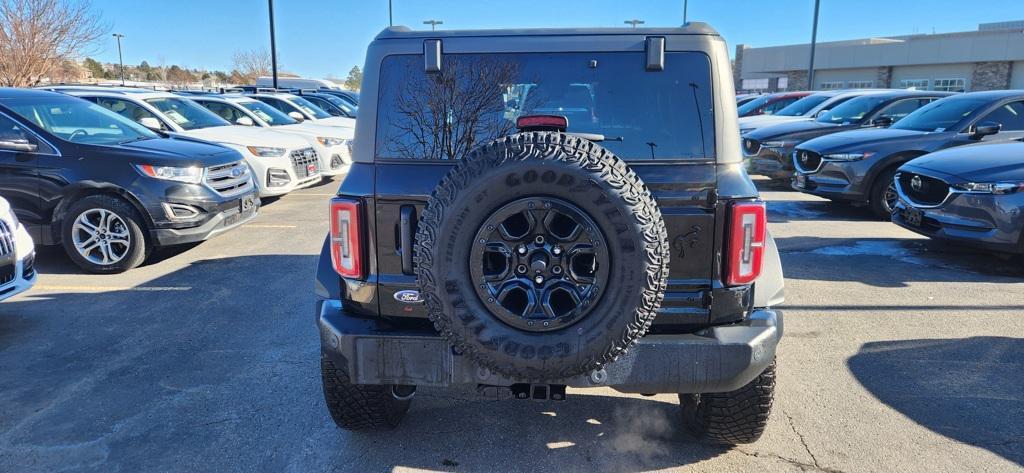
[775,95,830,116]
[815,95,889,124]
[240,100,297,126]
[145,97,229,130]
[891,98,989,132]
[737,95,772,115]
[321,95,356,115]
[375,51,715,160]
[5,97,158,145]
[289,97,331,119]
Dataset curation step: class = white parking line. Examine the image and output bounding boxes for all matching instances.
[34,285,192,292]
[243,224,298,229]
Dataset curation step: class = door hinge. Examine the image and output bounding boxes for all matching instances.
[707,188,719,208]
[701,290,714,308]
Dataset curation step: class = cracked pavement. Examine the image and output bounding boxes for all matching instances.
[0,178,1021,472]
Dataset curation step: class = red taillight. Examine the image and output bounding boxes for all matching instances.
[329,197,363,279]
[726,201,767,286]
[515,114,568,131]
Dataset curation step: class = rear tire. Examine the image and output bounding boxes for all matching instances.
[60,195,149,274]
[679,359,776,445]
[868,167,900,220]
[320,354,413,431]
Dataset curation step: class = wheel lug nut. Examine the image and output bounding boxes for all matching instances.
[517,264,528,274]
[534,235,545,245]
[552,266,562,274]
[517,245,527,255]
[553,246,562,255]
[534,275,544,284]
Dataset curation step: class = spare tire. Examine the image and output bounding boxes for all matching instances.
[414,132,669,380]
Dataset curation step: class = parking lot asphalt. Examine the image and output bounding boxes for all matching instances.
[0,176,1021,473]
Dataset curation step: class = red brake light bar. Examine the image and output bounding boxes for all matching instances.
[726,201,767,286]
[516,114,568,131]
[329,197,363,279]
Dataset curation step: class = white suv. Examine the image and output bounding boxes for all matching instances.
[190,94,353,176]
[246,92,355,128]
[0,196,36,301]
[52,87,321,197]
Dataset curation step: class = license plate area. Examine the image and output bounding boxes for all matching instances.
[902,207,923,226]
[795,174,807,188]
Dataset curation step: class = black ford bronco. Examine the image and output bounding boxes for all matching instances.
[315,24,786,444]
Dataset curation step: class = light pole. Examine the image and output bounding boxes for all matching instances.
[112,33,125,85]
[683,0,689,23]
[807,0,820,90]
[624,19,645,29]
[423,19,443,31]
[268,0,278,89]
[388,0,393,26]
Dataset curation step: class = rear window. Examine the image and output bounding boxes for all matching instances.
[375,52,715,161]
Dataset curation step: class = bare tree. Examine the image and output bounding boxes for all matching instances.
[230,48,272,84]
[0,0,107,86]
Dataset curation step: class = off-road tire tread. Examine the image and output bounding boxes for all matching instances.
[320,354,411,431]
[414,132,670,380]
[680,360,776,445]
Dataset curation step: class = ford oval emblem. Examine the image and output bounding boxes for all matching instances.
[394,290,423,304]
[230,168,243,178]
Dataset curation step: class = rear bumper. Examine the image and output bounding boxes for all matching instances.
[318,299,783,394]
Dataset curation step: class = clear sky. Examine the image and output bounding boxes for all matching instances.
[89,0,1022,78]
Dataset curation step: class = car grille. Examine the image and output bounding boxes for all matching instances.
[205,161,254,197]
[896,172,950,207]
[0,220,14,258]
[742,138,761,156]
[793,149,823,173]
[290,147,320,178]
[0,263,13,286]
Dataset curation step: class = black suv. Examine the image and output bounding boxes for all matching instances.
[314,25,786,444]
[742,90,952,181]
[0,88,258,273]
[793,91,1024,218]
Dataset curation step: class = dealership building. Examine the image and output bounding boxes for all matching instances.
[735,20,1024,92]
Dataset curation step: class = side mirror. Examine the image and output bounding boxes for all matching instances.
[288,111,305,122]
[0,138,37,153]
[236,116,255,126]
[814,109,829,118]
[871,116,894,128]
[138,117,163,131]
[970,122,1001,139]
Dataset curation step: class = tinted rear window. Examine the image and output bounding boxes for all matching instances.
[375,52,715,161]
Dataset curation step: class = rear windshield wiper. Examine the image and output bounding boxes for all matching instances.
[567,132,623,143]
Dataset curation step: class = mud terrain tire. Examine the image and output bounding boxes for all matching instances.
[414,132,669,380]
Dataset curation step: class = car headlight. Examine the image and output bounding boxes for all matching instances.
[134,164,203,184]
[316,137,347,147]
[762,140,798,149]
[823,152,875,161]
[246,146,287,157]
[6,207,18,227]
[952,182,1024,194]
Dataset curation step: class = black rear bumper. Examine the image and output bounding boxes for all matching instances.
[318,299,783,394]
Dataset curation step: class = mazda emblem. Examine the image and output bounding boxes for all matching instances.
[911,175,923,191]
[800,152,809,164]
[230,168,242,178]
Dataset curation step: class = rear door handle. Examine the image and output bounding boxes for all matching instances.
[399,205,416,275]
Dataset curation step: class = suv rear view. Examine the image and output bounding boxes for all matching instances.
[315,25,785,444]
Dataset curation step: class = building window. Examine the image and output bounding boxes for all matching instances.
[819,81,844,90]
[741,78,770,91]
[900,79,930,90]
[846,80,874,88]
[933,78,966,92]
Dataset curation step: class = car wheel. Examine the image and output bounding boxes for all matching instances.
[414,131,670,380]
[869,167,900,220]
[61,195,149,274]
[679,359,776,445]
[320,353,413,430]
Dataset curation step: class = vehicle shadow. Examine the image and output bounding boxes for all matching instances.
[31,241,204,275]
[777,236,1023,286]
[316,389,729,472]
[0,254,729,472]
[848,337,1024,467]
